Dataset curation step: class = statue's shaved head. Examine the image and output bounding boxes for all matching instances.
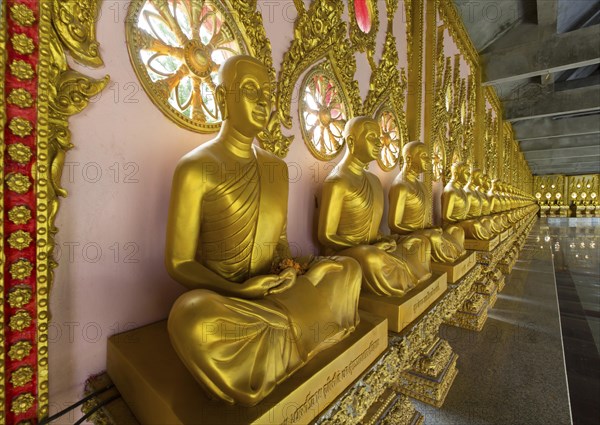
[344,116,378,140]
[217,55,266,90]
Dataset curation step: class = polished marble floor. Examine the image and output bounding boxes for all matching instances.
[544,217,600,425]
[416,220,574,424]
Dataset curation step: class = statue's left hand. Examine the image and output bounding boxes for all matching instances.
[267,267,298,295]
[302,259,343,284]
[374,238,397,252]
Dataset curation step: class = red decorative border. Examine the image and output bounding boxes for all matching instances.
[3,0,39,422]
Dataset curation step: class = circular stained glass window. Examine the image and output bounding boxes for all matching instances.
[299,65,349,161]
[375,107,404,171]
[126,0,249,133]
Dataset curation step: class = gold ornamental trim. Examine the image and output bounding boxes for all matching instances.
[8,341,33,362]
[8,205,32,225]
[7,88,35,108]
[437,0,479,71]
[364,23,408,171]
[8,287,33,309]
[11,366,35,388]
[11,33,35,55]
[9,59,35,80]
[347,0,379,61]
[277,0,362,130]
[0,0,6,414]
[9,3,36,26]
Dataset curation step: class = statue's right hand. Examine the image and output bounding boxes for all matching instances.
[241,275,284,298]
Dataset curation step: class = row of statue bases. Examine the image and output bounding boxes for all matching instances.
[105,57,539,425]
[538,198,600,217]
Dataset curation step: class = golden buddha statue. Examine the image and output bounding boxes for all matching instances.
[460,167,494,240]
[482,176,504,234]
[441,161,470,225]
[388,141,465,263]
[318,117,432,297]
[165,56,361,406]
[488,179,511,230]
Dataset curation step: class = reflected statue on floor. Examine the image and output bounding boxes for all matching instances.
[165,55,361,406]
[388,141,465,263]
[318,117,432,297]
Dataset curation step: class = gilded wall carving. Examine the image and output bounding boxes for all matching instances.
[364,16,408,171]
[1,0,108,421]
[277,0,361,133]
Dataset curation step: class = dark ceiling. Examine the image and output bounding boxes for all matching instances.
[454,0,600,176]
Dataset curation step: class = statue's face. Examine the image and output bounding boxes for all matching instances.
[473,170,482,186]
[414,144,429,173]
[459,166,470,184]
[353,120,382,162]
[224,61,271,136]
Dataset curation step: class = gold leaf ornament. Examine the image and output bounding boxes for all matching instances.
[11,393,35,415]
[9,310,33,332]
[10,59,35,80]
[6,173,32,194]
[8,286,33,308]
[9,117,34,137]
[8,205,33,225]
[10,4,36,27]
[10,259,34,281]
[7,88,34,108]
[11,33,36,55]
[10,366,35,388]
[8,143,34,164]
[8,341,33,361]
[8,230,33,250]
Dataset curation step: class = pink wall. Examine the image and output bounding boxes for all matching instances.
[48,1,412,419]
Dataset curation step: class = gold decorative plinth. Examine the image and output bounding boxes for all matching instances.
[474,279,498,308]
[430,252,477,284]
[107,316,388,425]
[359,274,448,333]
[500,229,510,242]
[495,274,506,292]
[464,235,499,251]
[499,258,516,275]
[361,389,423,425]
[446,293,488,331]
[397,339,458,408]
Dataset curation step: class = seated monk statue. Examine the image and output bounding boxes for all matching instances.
[488,179,511,230]
[388,141,465,263]
[318,117,432,297]
[165,55,361,406]
[460,167,494,240]
[442,161,470,226]
[481,175,504,234]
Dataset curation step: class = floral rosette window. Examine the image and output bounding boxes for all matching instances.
[126,0,249,132]
[375,107,404,171]
[300,65,349,161]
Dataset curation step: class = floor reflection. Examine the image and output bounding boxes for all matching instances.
[541,217,600,425]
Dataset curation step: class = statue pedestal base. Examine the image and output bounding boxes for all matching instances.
[397,338,458,408]
[475,279,498,309]
[431,252,477,283]
[107,316,388,425]
[501,229,510,241]
[361,388,424,425]
[445,293,488,331]
[495,273,506,292]
[359,273,447,333]
[464,235,499,251]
